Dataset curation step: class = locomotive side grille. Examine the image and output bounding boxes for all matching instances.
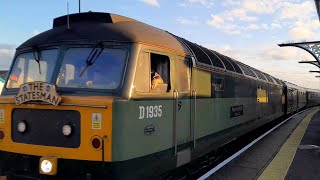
[263,73,274,82]
[11,109,80,148]
[188,42,213,66]
[213,52,235,71]
[274,78,282,85]
[253,70,267,81]
[238,64,257,78]
[199,47,224,68]
[227,58,243,74]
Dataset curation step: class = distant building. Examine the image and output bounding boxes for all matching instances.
[0,71,8,94]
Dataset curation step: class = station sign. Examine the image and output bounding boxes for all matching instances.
[15,81,61,106]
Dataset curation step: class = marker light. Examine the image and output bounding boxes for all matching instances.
[91,136,102,150]
[62,124,72,136]
[41,160,52,173]
[17,121,27,133]
[39,156,57,175]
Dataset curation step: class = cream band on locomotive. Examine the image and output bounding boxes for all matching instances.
[0,12,319,179]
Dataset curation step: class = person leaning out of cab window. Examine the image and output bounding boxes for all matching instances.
[151,71,163,89]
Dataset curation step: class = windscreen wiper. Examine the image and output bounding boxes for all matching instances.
[79,42,104,77]
[32,47,41,74]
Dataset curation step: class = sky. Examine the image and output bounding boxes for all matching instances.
[1,0,320,89]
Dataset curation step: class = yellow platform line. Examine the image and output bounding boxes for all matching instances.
[258,108,319,180]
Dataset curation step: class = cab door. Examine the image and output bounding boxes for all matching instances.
[173,56,192,167]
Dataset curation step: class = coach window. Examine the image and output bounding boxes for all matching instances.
[135,52,171,93]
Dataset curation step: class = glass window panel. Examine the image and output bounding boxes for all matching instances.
[135,52,150,93]
[57,48,127,89]
[7,49,58,88]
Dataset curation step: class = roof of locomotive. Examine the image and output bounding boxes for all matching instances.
[18,12,190,53]
[17,12,282,85]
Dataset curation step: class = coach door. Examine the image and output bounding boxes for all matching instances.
[173,56,192,167]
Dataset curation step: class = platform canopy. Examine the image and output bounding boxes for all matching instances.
[279,41,320,65]
[277,1,320,76]
[278,1,320,64]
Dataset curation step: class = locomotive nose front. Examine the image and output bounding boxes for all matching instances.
[0,93,114,177]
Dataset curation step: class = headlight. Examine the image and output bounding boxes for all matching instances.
[41,160,52,173]
[39,156,57,175]
[17,121,27,133]
[62,124,72,136]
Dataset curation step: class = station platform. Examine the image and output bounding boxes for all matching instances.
[207,107,320,180]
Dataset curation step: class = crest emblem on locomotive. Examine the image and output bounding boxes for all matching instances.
[15,81,61,106]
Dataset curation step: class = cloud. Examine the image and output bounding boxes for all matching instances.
[176,17,198,25]
[207,9,258,34]
[270,22,282,29]
[257,46,314,61]
[245,24,260,30]
[212,9,257,23]
[243,22,282,31]
[289,20,320,40]
[206,0,317,35]
[222,0,240,6]
[188,0,214,7]
[207,15,224,27]
[0,44,15,50]
[241,0,283,14]
[279,1,314,20]
[140,0,160,7]
[0,44,15,70]
[207,15,242,34]
[207,12,281,34]
[203,44,233,54]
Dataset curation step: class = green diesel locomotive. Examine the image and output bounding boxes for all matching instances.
[0,12,319,179]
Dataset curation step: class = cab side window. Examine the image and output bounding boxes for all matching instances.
[135,51,171,93]
[150,53,170,93]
